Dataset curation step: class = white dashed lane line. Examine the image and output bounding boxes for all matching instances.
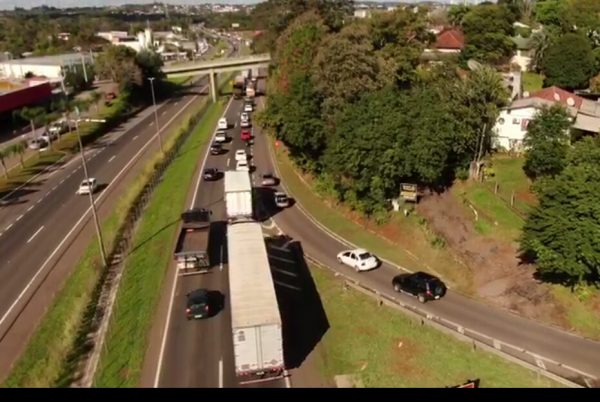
[26,205,33,212]
[15,214,23,222]
[108,155,116,163]
[133,135,138,141]
[26,225,44,244]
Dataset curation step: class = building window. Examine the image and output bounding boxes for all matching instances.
[512,118,520,125]
[498,118,505,125]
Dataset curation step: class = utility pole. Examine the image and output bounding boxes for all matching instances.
[148,77,164,153]
[80,53,88,83]
[74,107,108,267]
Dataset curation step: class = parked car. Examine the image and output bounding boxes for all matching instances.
[274,191,290,208]
[336,249,379,272]
[391,272,447,303]
[260,173,277,186]
[244,103,253,112]
[48,120,68,135]
[40,131,58,143]
[186,289,211,320]
[240,128,252,141]
[76,178,98,195]
[211,142,223,155]
[236,159,250,171]
[214,131,227,143]
[203,168,219,181]
[218,117,228,130]
[28,138,48,150]
[234,149,247,162]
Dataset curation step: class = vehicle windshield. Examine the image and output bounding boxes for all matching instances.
[358,252,373,260]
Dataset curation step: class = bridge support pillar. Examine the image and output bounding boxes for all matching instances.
[209,70,217,103]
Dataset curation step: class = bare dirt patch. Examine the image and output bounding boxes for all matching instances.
[417,190,567,326]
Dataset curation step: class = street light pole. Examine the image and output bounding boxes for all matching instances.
[75,107,108,267]
[148,77,164,153]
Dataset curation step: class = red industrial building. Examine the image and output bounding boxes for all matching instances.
[0,81,53,114]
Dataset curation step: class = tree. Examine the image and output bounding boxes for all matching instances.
[541,33,595,89]
[95,45,142,92]
[370,8,433,88]
[0,147,11,178]
[521,136,600,284]
[461,3,517,65]
[312,23,382,119]
[273,10,329,94]
[19,106,45,139]
[135,50,164,83]
[523,104,572,180]
[534,0,572,30]
[63,63,94,92]
[448,4,471,26]
[450,66,510,165]
[89,91,102,113]
[10,141,27,168]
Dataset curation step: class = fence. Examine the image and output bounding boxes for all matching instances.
[71,76,232,388]
[481,180,533,220]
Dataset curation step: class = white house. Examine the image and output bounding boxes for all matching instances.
[0,53,93,80]
[493,86,600,151]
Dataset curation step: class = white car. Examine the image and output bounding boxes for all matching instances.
[236,159,250,171]
[77,178,98,195]
[40,131,58,143]
[234,149,247,162]
[214,131,227,143]
[217,117,228,130]
[244,103,253,112]
[240,112,249,121]
[28,138,48,150]
[337,249,379,272]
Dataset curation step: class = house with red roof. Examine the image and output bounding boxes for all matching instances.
[431,28,465,53]
[493,86,600,151]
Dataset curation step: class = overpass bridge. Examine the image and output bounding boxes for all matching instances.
[163,53,271,102]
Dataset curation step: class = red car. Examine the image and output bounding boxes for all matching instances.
[241,128,252,141]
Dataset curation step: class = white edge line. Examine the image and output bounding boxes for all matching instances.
[26,225,44,244]
[0,87,204,330]
[218,358,224,388]
[155,95,235,387]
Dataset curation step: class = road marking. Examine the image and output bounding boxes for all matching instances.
[220,245,224,271]
[133,135,138,141]
[149,122,154,126]
[284,371,291,388]
[162,110,167,116]
[219,358,224,388]
[108,155,116,163]
[26,226,44,244]
[0,88,205,332]
[26,205,33,212]
[36,198,42,204]
[226,158,230,167]
[15,214,23,222]
[60,178,65,184]
[5,223,13,231]
[174,101,179,105]
[189,95,234,209]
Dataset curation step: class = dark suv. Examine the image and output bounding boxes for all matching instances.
[391,272,447,303]
[186,289,210,320]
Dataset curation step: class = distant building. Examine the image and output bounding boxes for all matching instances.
[432,28,465,53]
[353,9,372,19]
[0,79,53,115]
[0,53,92,80]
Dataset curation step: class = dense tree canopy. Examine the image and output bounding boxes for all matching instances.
[521,137,600,284]
[461,4,516,65]
[523,105,572,180]
[541,33,595,89]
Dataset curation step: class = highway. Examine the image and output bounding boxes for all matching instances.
[153,95,288,388]
[0,76,212,379]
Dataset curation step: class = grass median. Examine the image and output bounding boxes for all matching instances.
[2,96,202,388]
[93,97,226,388]
[312,265,562,388]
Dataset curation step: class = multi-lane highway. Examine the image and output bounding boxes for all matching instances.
[151,96,289,388]
[0,76,213,379]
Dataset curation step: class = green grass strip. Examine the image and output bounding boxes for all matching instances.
[93,98,226,387]
[312,266,562,388]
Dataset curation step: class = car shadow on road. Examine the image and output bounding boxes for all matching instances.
[265,235,329,370]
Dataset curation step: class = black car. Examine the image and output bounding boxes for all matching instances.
[186,289,211,320]
[391,272,447,303]
[203,168,219,181]
[210,142,222,155]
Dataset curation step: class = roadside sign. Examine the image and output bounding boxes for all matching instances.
[400,183,418,203]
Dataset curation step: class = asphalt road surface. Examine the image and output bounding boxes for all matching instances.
[155,95,288,388]
[0,76,212,378]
